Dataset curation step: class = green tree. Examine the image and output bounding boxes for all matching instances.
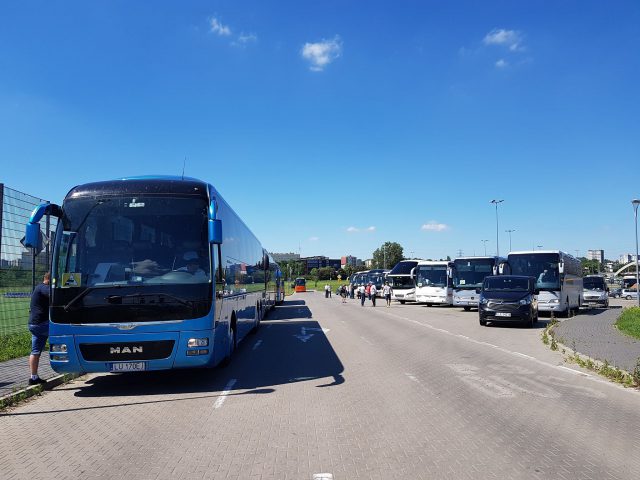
[372,242,404,269]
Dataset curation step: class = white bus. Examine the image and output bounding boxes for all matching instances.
[506,250,582,316]
[452,256,506,310]
[413,260,454,306]
[386,260,420,304]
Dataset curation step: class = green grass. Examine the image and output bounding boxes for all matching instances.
[616,307,640,340]
[0,330,34,362]
[0,287,31,336]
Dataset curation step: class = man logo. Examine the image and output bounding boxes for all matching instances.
[109,346,143,354]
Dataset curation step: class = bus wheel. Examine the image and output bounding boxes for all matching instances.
[426,303,432,307]
[399,300,406,304]
[251,303,260,334]
[463,306,471,311]
[222,318,237,367]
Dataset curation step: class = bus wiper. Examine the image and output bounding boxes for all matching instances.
[106,292,193,307]
[63,284,128,312]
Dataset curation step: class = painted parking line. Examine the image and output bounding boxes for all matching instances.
[214,378,237,409]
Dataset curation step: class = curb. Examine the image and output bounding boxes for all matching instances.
[546,322,638,387]
[0,372,83,410]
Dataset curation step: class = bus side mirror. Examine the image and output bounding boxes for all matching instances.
[498,263,504,274]
[410,267,416,279]
[25,223,42,250]
[558,262,564,274]
[534,288,540,295]
[475,288,481,294]
[209,219,222,244]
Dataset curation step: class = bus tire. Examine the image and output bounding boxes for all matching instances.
[399,300,406,304]
[221,316,237,367]
[463,306,471,311]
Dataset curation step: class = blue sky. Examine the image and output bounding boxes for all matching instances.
[1,1,639,262]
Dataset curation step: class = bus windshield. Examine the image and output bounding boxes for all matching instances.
[54,195,211,289]
[389,276,414,288]
[453,259,494,289]
[295,278,306,286]
[583,277,606,291]
[508,253,560,290]
[416,265,449,288]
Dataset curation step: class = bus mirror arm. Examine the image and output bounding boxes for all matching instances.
[558,262,564,274]
[410,267,416,279]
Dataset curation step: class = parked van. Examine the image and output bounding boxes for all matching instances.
[582,275,609,308]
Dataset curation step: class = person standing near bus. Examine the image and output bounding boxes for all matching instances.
[370,283,377,307]
[28,272,50,386]
[383,281,393,307]
[324,284,330,298]
[359,285,366,306]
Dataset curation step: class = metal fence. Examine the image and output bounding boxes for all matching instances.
[0,184,56,336]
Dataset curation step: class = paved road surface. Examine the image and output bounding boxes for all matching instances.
[2,293,640,479]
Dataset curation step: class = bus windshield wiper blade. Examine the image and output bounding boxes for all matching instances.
[63,284,128,312]
[106,293,193,307]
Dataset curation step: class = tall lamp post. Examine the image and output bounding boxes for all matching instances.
[505,229,515,253]
[481,239,489,256]
[490,199,504,257]
[633,199,640,307]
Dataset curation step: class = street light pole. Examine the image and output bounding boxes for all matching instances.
[481,239,489,256]
[490,199,504,257]
[505,229,515,253]
[633,199,640,307]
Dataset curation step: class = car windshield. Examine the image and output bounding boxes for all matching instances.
[583,278,605,290]
[484,277,531,292]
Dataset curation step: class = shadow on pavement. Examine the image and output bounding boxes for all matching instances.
[67,299,344,398]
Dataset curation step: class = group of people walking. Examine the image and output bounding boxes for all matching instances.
[325,281,394,307]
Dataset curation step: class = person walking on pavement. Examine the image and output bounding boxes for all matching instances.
[28,272,50,386]
[324,284,330,298]
[365,282,372,301]
[383,281,393,307]
[340,285,347,303]
[370,283,377,307]
[350,283,355,299]
[359,285,366,306]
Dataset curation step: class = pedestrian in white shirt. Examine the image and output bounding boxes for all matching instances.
[370,284,377,307]
[382,281,393,307]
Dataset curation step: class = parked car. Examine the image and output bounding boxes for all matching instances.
[582,275,609,308]
[608,288,622,298]
[622,289,638,300]
[478,275,539,328]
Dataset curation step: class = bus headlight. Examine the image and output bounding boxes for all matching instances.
[549,299,559,304]
[187,338,209,347]
[50,344,68,353]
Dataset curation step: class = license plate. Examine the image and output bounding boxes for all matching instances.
[495,312,511,317]
[110,362,146,372]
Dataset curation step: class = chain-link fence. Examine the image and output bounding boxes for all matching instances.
[0,184,57,336]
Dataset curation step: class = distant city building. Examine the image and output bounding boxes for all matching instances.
[341,255,358,267]
[605,262,615,273]
[587,249,604,263]
[301,256,342,273]
[271,252,300,262]
[620,254,635,264]
[364,259,374,268]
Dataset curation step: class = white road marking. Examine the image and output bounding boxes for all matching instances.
[360,336,374,345]
[380,310,626,393]
[252,340,263,351]
[405,373,420,383]
[214,379,237,409]
[313,474,333,480]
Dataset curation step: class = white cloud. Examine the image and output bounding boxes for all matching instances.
[483,28,524,52]
[309,236,319,241]
[421,221,449,232]
[495,59,508,68]
[346,226,376,233]
[301,35,342,71]
[209,17,232,36]
[231,33,257,47]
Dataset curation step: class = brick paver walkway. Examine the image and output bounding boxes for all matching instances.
[554,307,640,372]
[0,352,56,398]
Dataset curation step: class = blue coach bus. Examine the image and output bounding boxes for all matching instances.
[25,176,283,373]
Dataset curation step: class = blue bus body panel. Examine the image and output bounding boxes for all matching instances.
[49,314,218,374]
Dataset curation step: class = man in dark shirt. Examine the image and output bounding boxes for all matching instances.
[28,272,50,386]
